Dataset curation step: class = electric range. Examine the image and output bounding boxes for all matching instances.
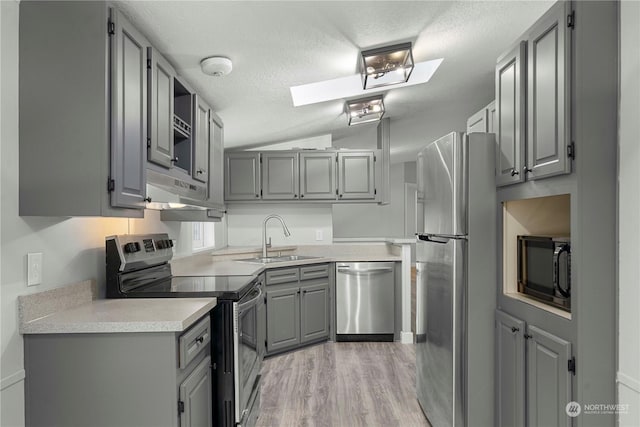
[105,233,264,427]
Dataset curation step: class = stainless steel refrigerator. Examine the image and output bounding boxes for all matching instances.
[416,132,497,427]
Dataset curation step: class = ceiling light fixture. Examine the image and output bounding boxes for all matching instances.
[360,42,414,90]
[346,96,385,126]
[200,56,233,77]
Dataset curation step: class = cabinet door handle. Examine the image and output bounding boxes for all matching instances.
[523,166,532,174]
[171,157,179,163]
[300,194,305,198]
[196,336,204,344]
[255,194,260,198]
[144,197,152,203]
[524,333,533,340]
[511,326,519,333]
[196,169,205,175]
[339,194,343,198]
[293,194,298,198]
[510,168,519,176]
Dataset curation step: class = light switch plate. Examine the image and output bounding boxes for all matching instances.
[27,252,43,286]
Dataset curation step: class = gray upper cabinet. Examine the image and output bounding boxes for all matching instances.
[496,310,526,427]
[109,8,149,209]
[466,106,489,134]
[192,95,210,184]
[179,356,213,427]
[147,47,175,169]
[261,152,299,200]
[337,152,376,200]
[495,41,526,187]
[526,325,572,427]
[208,113,225,211]
[487,100,496,134]
[300,282,329,343]
[19,2,146,217]
[299,152,337,200]
[225,152,261,200]
[526,1,572,180]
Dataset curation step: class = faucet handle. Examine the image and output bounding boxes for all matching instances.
[266,237,272,248]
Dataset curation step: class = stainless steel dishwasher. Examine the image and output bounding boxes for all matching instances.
[335,262,395,341]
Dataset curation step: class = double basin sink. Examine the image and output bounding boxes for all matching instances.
[237,255,320,264]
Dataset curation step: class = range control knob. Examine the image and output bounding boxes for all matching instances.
[124,242,140,253]
[167,239,174,248]
[156,240,165,249]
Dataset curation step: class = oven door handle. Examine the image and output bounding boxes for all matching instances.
[238,287,263,313]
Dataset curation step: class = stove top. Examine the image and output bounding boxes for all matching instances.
[124,274,258,301]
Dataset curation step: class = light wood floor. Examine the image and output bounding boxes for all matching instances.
[257,342,431,427]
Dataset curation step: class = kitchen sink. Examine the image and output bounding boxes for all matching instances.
[236,255,320,264]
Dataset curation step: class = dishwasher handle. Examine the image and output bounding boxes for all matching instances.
[337,266,394,275]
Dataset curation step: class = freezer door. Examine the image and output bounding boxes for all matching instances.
[416,237,466,427]
[420,132,467,236]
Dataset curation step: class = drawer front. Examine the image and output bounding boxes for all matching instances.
[300,264,329,281]
[266,268,299,285]
[179,315,211,369]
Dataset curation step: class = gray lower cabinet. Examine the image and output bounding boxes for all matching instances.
[496,309,573,427]
[225,152,261,200]
[19,2,148,216]
[179,356,213,427]
[208,113,225,212]
[266,286,301,353]
[24,315,213,427]
[496,310,526,427]
[300,283,330,343]
[265,264,330,355]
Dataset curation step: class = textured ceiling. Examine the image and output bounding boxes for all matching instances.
[115,1,553,155]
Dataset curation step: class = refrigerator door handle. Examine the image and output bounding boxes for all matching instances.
[417,233,468,243]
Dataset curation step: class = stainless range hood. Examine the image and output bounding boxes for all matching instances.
[145,169,224,221]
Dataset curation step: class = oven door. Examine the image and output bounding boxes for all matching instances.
[234,284,263,423]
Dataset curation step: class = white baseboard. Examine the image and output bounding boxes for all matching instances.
[400,331,414,344]
[1,369,25,391]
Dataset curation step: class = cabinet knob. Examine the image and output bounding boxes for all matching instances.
[524,333,533,340]
[143,197,152,203]
[196,336,204,344]
[196,169,205,175]
[255,194,260,198]
[339,194,343,198]
[300,194,304,198]
[523,166,533,174]
[171,157,179,163]
[510,168,520,177]
[511,326,519,333]
[294,194,298,198]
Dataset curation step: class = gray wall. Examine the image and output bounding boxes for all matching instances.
[618,2,640,424]
[332,163,407,238]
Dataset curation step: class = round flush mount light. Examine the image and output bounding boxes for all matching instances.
[200,56,233,77]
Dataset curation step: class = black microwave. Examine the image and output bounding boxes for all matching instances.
[517,235,571,311]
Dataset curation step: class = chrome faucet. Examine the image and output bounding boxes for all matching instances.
[262,214,291,257]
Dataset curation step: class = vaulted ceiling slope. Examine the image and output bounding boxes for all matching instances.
[116,0,553,162]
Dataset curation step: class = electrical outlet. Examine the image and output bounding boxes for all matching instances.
[315,230,323,241]
[27,252,43,286]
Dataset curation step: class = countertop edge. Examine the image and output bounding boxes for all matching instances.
[20,298,217,335]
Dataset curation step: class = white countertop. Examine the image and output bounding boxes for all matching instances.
[20,298,217,334]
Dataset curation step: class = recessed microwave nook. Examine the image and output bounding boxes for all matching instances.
[502,194,571,316]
